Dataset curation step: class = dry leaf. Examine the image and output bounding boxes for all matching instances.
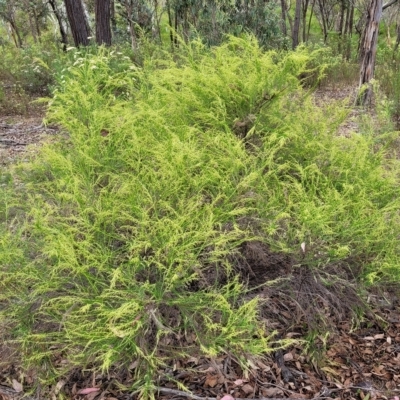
[283,352,294,361]
[86,391,100,400]
[77,387,100,395]
[262,387,283,397]
[220,395,235,400]
[53,380,66,395]
[12,379,23,393]
[241,384,254,395]
[234,379,244,386]
[204,375,218,388]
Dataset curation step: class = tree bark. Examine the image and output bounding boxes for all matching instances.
[25,0,37,44]
[317,0,328,42]
[292,0,302,48]
[64,0,91,47]
[280,0,288,36]
[344,1,354,59]
[95,0,112,45]
[32,5,42,42]
[358,0,382,105]
[337,0,345,53]
[302,0,310,42]
[306,0,315,42]
[110,0,117,32]
[395,22,400,51]
[49,0,68,51]
[9,18,23,47]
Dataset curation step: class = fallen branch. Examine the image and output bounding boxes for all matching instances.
[0,385,36,400]
[155,387,332,400]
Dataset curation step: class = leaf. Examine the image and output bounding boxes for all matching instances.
[283,352,294,361]
[220,396,235,400]
[12,379,23,393]
[204,375,218,388]
[262,387,283,397]
[241,384,254,395]
[77,387,100,395]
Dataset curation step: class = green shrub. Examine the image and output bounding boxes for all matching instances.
[1,35,400,398]
[0,40,65,94]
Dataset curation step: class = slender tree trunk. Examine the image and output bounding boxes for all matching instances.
[110,0,117,32]
[32,6,42,42]
[358,0,383,105]
[317,0,328,42]
[307,0,315,41]
[95,0,112,45]
[395,22,400,51]
[280,0,288,36]
[166,0,175,47]
[345,3,354,59]
[302,0,309,42]
[64,0,91,47]
[152,0,162,43]
[126,1,137,51]
[174,5,178,46]
[338,0,346,53]
[9,18,23,47]
[292,0,302,48]
[49,0,68,51]
[9,23,19,47]
[25,0,37,44]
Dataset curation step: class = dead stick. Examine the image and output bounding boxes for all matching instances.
[155,387,330,400]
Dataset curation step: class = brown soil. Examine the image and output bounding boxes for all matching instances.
[1,88,400,400]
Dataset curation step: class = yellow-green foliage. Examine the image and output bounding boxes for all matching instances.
[1,36,400,397]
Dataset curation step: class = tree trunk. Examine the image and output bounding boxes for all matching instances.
[25,0,37,44]
[110,0,117,32]
[9,18,23,47]
[292,0,302,48]
[337,0,346,53]
[49,0,68,51]
[32,6,42,42]
[95,0,112,45]
[166,0,175,47]
[64,0,91,47]
[395,22,400,51]
[280,0,287,36]
[302,0,309,42]
[124,0,138,51]
[306,0,315,42]
[317,0,328,42]
[358,0,383,105]
[344,2,354,59]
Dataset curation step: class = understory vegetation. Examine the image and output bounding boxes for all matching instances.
[1,35,400,397]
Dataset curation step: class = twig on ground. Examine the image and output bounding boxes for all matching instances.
[0,385,37,400]
[155,386,333,400]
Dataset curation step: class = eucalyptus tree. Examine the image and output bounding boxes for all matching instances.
[358,0,399,104]
[64,0,91,46]
[95,0,111,45]
[0,0,23,47]
[48,0,68,50]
